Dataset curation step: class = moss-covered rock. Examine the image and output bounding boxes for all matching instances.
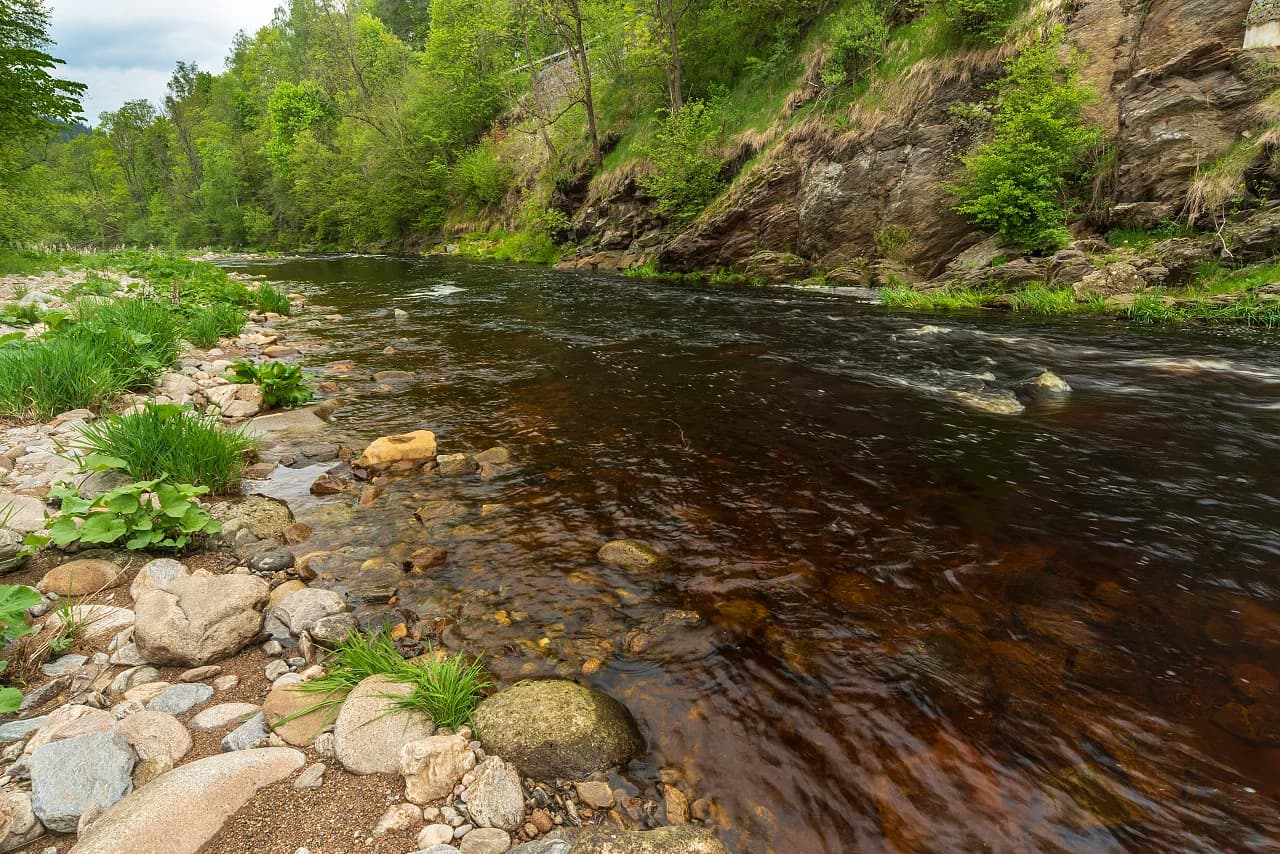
[473,680,641,780]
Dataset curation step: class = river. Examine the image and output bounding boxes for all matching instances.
[223,254,1280,853]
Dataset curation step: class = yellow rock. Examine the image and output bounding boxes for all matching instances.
[356,430,437,469]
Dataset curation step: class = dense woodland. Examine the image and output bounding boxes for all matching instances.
[1,0,1080,257]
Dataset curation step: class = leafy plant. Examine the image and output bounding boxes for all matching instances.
[0,337,122,419]
[0,585,44,713]
[943,0,1022,43]
[823,0,891,87]
[253,283,291,316]
[225,360,313,409]
[65,297,180,389]
[638,100,726,225]
[947,29,1104,252]
[74,403,257,494]
[38,475,220,552]
[48,600,84,654]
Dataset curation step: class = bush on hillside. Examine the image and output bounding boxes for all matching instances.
[944,0,1022,43]
[947,29,1103,252]
[638,100,726,225]
[453,145,514,209]
[823,1,892,87]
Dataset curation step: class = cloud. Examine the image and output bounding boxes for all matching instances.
[47,0,278,124]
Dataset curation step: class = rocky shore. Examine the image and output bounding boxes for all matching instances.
[0,265,728,854]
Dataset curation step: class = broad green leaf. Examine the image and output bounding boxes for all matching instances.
[0,688,22,714]
[81,453,129,472]
[78,513,127,544]
[46,516,81,547]
[105,492,140,514]
[125,531,152,550]
[155,484,191,518]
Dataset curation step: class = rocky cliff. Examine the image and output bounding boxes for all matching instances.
[562,0,1277,281]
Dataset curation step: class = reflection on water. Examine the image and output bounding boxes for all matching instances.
[225,255,1280,854]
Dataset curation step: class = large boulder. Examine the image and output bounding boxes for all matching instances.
[356,431,437,469]
[569,827,729,854]
[129,558,189,602]
[1072,262,1143,300]
[473,680,641,780]
[30,730,136,833]
[37,559,125,597]
[400,733,476,805]
[213,495,294,540]
[69,748,304,854]
[134,575,269,666]
[333,675,434,775]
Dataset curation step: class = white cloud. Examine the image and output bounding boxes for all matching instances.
[47,0,279,125]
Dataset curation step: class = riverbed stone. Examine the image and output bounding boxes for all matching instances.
[221,713,270,751]
[334,674,434,774]
[0,716,46,744]
[357,430,437,469]
[70,747,304,854]
[464,756,524,830]
[25,706,116,754]
[597,540,664,571]
[0,494,45,534]
[145,683,213,715]
[0,529,28,574]
[400,733,477,805]
[214,494,294,540]
[115,711,191,764]
[568,826,729,853]
[437,453,478,477]
[189,703,260,732]
[263,682,343,747]
[0,790,42,852]
[460,827,512,854]
[129,558,189,602]
[273,587,347,635]
[474,680,641,780]
[47,604,133,641]
[134,574,269,666]
[310,612,358,645]
[248,548,295,573]
[37,559,124,596]
[30,730,135,833]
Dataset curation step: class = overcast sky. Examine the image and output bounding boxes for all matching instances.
[48,0,279,125]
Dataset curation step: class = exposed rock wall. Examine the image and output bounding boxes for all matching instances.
[581,0,1274,278]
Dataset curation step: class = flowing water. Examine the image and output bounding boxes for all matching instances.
[224,255,1280,853]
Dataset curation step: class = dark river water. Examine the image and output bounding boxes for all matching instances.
[224,255,1280,854]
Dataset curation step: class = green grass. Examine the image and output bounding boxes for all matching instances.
[67,298,179,390]
[1007,284,1085,315]
[183,303,248,348]
[74,403,258,494]
[1105,222,1196,251]
[0,337,123,419]
[290,631,491,729]
[252,283,291,316]
[881,284,993,310]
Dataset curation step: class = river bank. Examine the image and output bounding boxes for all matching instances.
[0,255,726,854]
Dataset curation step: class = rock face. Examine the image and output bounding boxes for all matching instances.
[473,680,642,780]
[134,575,269,666]
[464,756,524,830]
[30,730,136,833]
[69,748,305,854]
[569,826,730,854]
[333,675,434,775]
[400,733,477,804]
[356,430,437,468]
[37,559,124,596]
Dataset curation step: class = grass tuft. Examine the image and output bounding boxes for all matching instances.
[253,283,291,316]
[0,337,122,419]
[183,303,248,348]
[74,403,258,494]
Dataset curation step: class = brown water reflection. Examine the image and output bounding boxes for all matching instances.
[226,255,1280,853]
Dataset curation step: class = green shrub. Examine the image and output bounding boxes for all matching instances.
[0,585,41,712]
[68,298,180,389]
[226,360,313,409]
[943,0,1021,42]
[74,404,257,494]
[823,1,891,87]
[0,337,121,419]
[38,475,220,552]
[290,631,490,729]
[253,283,291,316]
[123,253,251,306]
[638,100,726,225]
[947,29,1103,252]
[0,303,41,327]
[184,303,248,348]
[453,145,514,209]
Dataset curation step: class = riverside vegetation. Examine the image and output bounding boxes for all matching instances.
[3,0,1280,329]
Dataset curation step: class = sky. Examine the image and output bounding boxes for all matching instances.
[47,0,280,126]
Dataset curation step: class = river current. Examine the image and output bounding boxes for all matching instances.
[223,255,1280,854]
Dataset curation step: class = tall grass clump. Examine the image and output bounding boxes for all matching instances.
[1008,285,1078,315]
[290,631,491,729]
[183,303,247,348]
[75,403,258,494]
[68,298,179,389]
[253,283,291,316]
[0,338,121,419]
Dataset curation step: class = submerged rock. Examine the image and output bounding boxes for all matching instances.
[597,540,664,571]
[473,680,641,780]
[568,826,729,853]
[1015,371,1072,403]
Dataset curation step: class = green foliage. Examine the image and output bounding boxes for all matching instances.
[226,360,313,409]
[74,403,258,494]
[39,476,220,552]
[0,0,86,147]
[943,0,1021,43]
[0,584,41,713]
[252,283,291,316]
[66,297,180,389]
[948,29,1103,252]
[452,144,514,209]
[1006,284,1078,315]
[0,337,121,419]
[823,0,891,87]
[638,100,726,225]
[881,284,991,310]
[291,630,491,729]
[184,303,247,347]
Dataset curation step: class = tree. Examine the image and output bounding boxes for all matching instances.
[0,0,85,145]
[532,0,603,167]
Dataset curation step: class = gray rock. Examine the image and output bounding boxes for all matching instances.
[0,717,46,744]
[129,558,189,602]
[146,683,213,715]
[109,666,160,695]
[473,680,641,780]
[417,847,462,854]
[568,827,729,853]
[334,675,433,775]
[459,827,511,854]
[509,841,570,854]
[265,660,290,681]
[272,587,347,635]
[0,529,29,574]
[248,548,295,573]
[311,612,358,646]
[134,574,268,666]
[40,654,87,677]
[293,762,325,789]
[463,756,523,830]
[29,730,135,833]
[221,712,269,752]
